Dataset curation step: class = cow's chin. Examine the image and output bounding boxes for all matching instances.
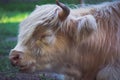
[18,62,53,73]
[19,65,36,73]
[18,61,36,73]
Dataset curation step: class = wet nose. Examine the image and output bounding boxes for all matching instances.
[9,50,23,66]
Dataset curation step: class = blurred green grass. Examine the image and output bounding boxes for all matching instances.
[0,10,29,55]
[0,0,80,12]
[0,10,29,72]
[0,11,29,23]
[0,0,112,12]
[0,56,18,72]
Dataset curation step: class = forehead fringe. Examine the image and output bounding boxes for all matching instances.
[18,4,60,43]
[18,1,120,44]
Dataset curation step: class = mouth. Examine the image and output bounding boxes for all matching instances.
[19,65,29,72]
[18,63,36,73]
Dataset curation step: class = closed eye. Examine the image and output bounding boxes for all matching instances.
[41,34,55,45]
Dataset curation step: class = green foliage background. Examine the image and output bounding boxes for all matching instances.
[0,0,112,11]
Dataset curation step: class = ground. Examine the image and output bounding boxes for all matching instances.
[0,71,63,80]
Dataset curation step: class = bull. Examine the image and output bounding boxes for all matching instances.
[9,0,120,80]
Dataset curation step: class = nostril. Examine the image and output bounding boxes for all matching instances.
[9,50,23,66]
[9,54,20,66]
[12,54,20,61]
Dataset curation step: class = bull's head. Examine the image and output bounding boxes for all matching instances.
[9,0,97,73]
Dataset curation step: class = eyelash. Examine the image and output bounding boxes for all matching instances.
[40,34,52,40]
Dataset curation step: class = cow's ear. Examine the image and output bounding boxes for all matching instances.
[77,15,97,41]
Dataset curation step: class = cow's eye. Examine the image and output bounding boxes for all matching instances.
[41,34,55,45]
[40,35,47,39]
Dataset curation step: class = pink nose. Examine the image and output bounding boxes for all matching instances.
[9,50,23,66]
